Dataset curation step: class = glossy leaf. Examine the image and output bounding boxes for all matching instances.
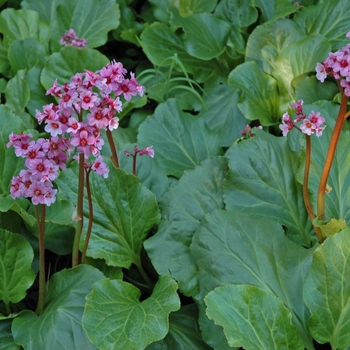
[191,209,314,349]
[224,130,314,246]
[169,8,231,60]
[205,285,304,349]
[228,61,280,125]
[50,0,120,51]
[41,46,109,90]
[215,0,258,28]
[12,265,104,350]
[5,70,30,113]
[246,19,306,75]
[55,160,160,269]
[201,80,248,147]
[252,0,299,23]
[146,304,211,350]
[304,228,350,349]
[144,157,228,297]
[0,229,35,305]
[0,106,26,195]
[178,0,217,15]
[82,275,180,350]
[140,22,219,82]
[0,318,21,350]
[0,9,49,50]
[294,0,350,50]
[138,98,222,178]
[21,0,61,24]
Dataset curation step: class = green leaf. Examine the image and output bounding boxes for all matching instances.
[140,22,220,82]
[169,8,231,60]
[246,19,306,75]
[294,0,350,50]
[304,228,350,349]
[191,209,314,349]
[82,275,181,350]
[205,284,304,349]
[273,34,331,100]
[178,0,217,15]
[228,61,280,125]
[24,64,54,117]
[21,0,61,24]
[0,39,10,77]
[117,143,169,201]
[138,98,222,178]
[296,75,338,104]
[8,39,45,76]
[146,304,211,350]
[201,80,248,147]
[0,9,50,50]
[215,0,258,28]
[252,0,300,23]
[55,160,160,269]
[41,46,109,90]
[224,130,314,246]
[0,106,26,196]
[144,157,228,297]
[12,265,104,350]
[50,0,120,50]
[0,229,35,305]
[0,318,21,350]
[313,218,346,239]
[5,70,30,113]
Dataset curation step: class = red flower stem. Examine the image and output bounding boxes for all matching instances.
[81,169,93,264]
[72,153,85,267]
[132,153,137,175]
[106,129,119,168]
[317,91,349,221]
[35,204,46,315]
[303,135,322,241]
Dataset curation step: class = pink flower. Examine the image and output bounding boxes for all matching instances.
[139,146,155,158]
[80,90,99,110]
[316,62,327,82]
[279,112,294,136]
[300,119,314,136]
[60,29,87,48]
[91,156,109,178]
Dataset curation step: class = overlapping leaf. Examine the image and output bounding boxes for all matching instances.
[191,209,314,349]
[144,157,228,296]
[0,9,49,50]
[146,304,211,350]
[205,285,304,349]
[0,318,20,350]
[201,80,247,147]
[0,106,26,195]
[140,23,220,81]
[294,0,350,50]
[304,228,350,349]
[21,0,61,25]
[82,275,180,350]
[56,160,160,268]
[0,229,35,306]
[12,265,104,350]
[50,0,120,51]
[224,130,314,246]
[41,46,109,90]
[169,7,231,60]
[228,62,280,125]
[138,98,222,178]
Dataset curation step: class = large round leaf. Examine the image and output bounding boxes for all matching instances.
[56,160,160,269]
[144,157,227,297]
[138,98,222,178]
[304,228,350,349]
[0,229,35,305]
[83,275,180,350]
[12,265,104,350]
[205,285,304,349]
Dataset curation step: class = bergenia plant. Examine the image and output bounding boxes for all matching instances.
[7,59,145,314]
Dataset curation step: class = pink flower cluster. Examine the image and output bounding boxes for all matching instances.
[240,124,263,138]
[6,133,71,205]
[279,100,326,137]
[7,60,145,205]
[60,29,87,48]
[316,31,350,95]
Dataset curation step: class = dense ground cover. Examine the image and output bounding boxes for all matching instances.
[1,0,350,349]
